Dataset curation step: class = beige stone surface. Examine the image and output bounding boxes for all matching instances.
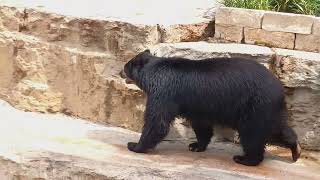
[313,17,320,35]
[0,6,215,59]
[274,48,320,90]
[160,22,215,43]
[18,9,160,61]
[295,34,320,53]
[0,100,319,179]
[274,48,320,150]
[244,28,295,49]
[214,24,243,43]
[285,88,320,151]
[0,5,218,139]
[0,31,146,133]
[0,6,22,31]
[262,12,314,34]
[216,7,264,28]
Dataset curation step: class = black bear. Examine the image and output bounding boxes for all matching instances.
[120,49,301,166]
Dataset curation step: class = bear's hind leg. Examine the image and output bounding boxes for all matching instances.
[189,120,213,152]
[233,134,266,166]
[234,114,269,166]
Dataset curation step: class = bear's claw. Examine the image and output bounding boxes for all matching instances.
[127,142,138,152]
[233,155,262,166]
[188,142,206,152]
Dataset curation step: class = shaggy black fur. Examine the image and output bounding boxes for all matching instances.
[121,50,301,166]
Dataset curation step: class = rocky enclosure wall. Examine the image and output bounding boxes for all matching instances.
[0,6,319,150]
[215,7,320,53]
[0,6,212,136]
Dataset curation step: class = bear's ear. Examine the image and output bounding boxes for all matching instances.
[143,49,151,53]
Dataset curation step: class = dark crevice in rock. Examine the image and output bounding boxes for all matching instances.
[202,20,215,40]
[241,27,245,44]
[156,24,165,43]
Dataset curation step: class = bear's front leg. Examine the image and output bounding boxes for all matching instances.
[189,121,213,152]
[127,116,173,153]
[127,99,177,153]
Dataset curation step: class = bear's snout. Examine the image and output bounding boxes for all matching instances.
[125,78,134,84]
[119,70,127,78]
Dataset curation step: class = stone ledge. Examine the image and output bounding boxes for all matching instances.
[151,42,275,65]
[0,5,216,60]
[0,6,159,60]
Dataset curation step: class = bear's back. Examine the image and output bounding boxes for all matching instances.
[148,57,285,124]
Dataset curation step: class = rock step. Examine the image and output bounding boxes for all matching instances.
[0,100,319,180]
[0,4,216,62]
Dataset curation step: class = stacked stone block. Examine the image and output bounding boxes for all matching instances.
[215,7,320,53]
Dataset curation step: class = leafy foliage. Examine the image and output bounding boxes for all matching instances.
[223,0,320,16]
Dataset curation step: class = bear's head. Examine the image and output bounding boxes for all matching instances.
[120,49,154,85]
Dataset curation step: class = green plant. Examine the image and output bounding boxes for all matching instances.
[223,0,271,10]
[223,0,320,16]
[270,0,320,15]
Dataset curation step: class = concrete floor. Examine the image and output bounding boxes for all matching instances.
[0,100,319,179]
[0,0,222,25]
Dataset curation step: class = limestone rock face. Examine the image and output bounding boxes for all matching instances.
[274,48,320,150]
[284,88,320,150]
[160,23,215,43]
[0,30,146,132]
[274,49,320,90]
[0,4,216,137]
